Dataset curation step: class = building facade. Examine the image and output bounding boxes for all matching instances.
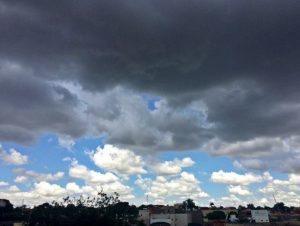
[139,208,203,226]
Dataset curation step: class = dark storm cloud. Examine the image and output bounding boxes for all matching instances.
[1,0,300,159]
[0,61,86,143]
[1,0,300,93]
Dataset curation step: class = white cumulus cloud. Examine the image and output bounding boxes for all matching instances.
[228,185,252,196]
[137,171,208,203]
[13,169,64,183]
[69,160,119,185]
[90,144,147,176]
[211,170,264,185]
[151,157,195,175]
[0,147,28,165]
[0,181,9,186]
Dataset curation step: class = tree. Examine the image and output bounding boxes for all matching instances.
[273,202,289,213]
[238,205,246,210]
[109,202,139,225]
[207,210,226,220]
[0,199,13,213]
[0,199,15,221]
[247,203,255,210]
[26,192,141,226]
[183,199,196,211]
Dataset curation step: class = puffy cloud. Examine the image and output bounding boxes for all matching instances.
[0,190,40,206]
[259,183,276,194]
[14,176,27,183]
[90,144,147,176]
[68,160,134,200]
[67,160,133,200]
[69,160,119,185]
[289,174,300,184]
[0,146,28,165]
[8,185,20,192]
[137,172,208,203]
[266,190,300,207]
[288,185,300,191]
[211,170,264,186]
[151,157,195,175]
[0,181,8,186]
[0,181,79,206]
[0,177,133,206]
[135,176,153,191]
[259,173,300,194]
[34,181,66,197]
[228,185,252,196]
[66,182,82,194]
[13,169,64,183]
[263,172,273,181]
[220,195,244,207]
[257,174,300,206]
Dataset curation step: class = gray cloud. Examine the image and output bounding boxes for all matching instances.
[1,0,300,172]
[63,85,212,151]
[1,0,299,94]
[0,60,86,143]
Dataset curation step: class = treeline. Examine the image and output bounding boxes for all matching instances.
[207,202,299,213]
[0,192,146,226]
[238,202,298,213]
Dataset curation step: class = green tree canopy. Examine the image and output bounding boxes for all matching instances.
[183,199,196,211]
[207,210,226,220]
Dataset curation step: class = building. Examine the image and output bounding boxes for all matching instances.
[139,209,151,226]
[150,213,191,226]
[139,208,203,226]
[200,208,238,222]
[251,210,269,223]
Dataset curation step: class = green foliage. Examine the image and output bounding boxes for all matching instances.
[210,202,216,209]
[238,215,249,223]
[0,199,13,213]
[247,203,255,210]
[0,199,16,221]
[207,210,226,220]
[183,199,196,211]
[0,192,141,226]
[273,202,289,213]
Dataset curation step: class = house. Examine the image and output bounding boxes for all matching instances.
[250,210,269,223]
[139,207,203,226]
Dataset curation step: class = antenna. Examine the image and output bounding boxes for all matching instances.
[272,194,277,204]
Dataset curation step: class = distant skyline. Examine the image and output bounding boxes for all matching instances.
[1,0,300,207]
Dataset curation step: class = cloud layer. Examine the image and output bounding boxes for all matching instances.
[1,0,300,205]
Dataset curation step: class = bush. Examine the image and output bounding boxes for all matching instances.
[207,211,226,220]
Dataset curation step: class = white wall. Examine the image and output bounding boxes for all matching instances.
[251,210,269,223]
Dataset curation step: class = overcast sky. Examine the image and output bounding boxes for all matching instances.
[1,0,300,207]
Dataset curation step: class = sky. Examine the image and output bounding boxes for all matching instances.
[1,0,300,207]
